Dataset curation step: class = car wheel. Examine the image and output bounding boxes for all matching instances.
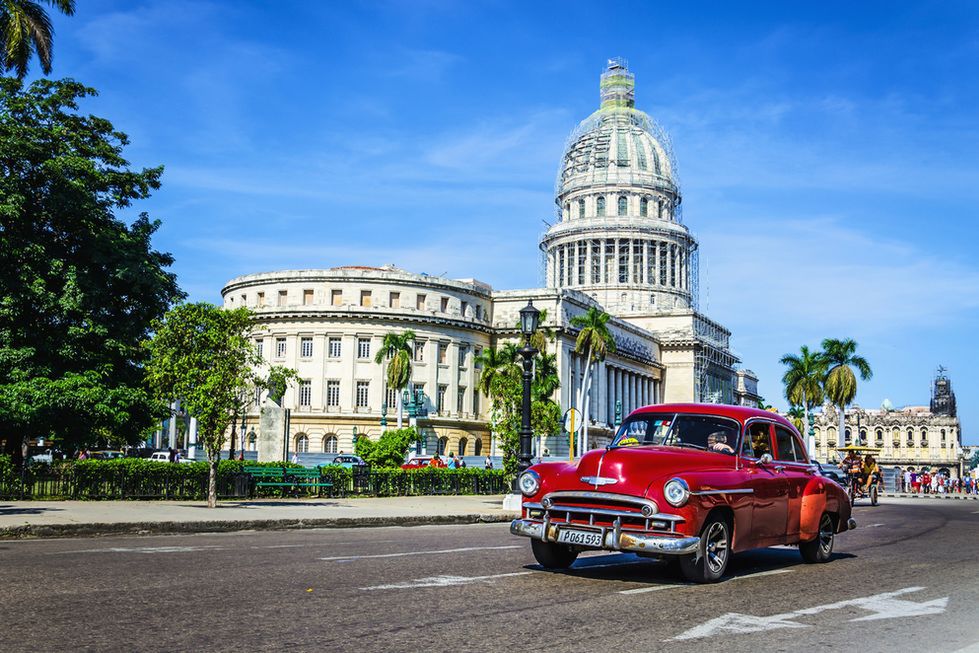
[679,514,730,583]
[799,512,835,563]
[870,485,879,506]
[531,539,578,569]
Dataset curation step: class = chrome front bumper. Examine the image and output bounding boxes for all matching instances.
[510,518,700,556]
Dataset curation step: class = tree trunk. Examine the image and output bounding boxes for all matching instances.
[838,402,846,451]
[576,349,593,456]
[396,390,403,429]
[582,374,593,452]
[801,390,810,456]
[208,457,218,508]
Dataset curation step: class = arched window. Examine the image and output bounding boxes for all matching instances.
[459,437,468,456]
[941,428,946,445]
[247,433,257,451]
[578,199,586,219]
[323,434,338,454]
[596,196,606,217]
[907,428,914,445]
[295,433,309,453]
[640,197,648,217]
[844,428,851,443]
[474,439,482,456]
[892,427,900,447]
[827,427,837,447]
[617,196,628,216]
[859,429,867,445]
[921,429,928,446]
[875,429,883,446]
[437,436,448,455]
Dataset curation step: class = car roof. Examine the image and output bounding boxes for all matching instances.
[631,403,797,430]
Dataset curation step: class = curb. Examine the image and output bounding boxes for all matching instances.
[0,512,519,540]
[883,493,978,500]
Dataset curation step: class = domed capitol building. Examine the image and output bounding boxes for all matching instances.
[222,59,761,459]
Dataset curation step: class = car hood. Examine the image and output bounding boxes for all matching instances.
[552,446,724,497]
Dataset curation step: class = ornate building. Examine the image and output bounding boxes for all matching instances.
[811,369,965,477]
[221,59,760,460]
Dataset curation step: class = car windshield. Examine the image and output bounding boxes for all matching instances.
[612,413,740,454]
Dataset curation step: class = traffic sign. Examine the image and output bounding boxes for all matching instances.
[563,408,582,433]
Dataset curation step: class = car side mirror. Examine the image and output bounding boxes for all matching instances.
[757,453,773,465]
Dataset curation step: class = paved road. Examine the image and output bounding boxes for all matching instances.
[3,498,978,652]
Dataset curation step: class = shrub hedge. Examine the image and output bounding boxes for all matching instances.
[0,457,510,500]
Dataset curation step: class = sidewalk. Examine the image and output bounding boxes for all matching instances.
[0,495,519,539]
[883,492,978,500]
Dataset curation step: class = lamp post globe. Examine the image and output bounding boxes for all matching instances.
[516,300,540,486]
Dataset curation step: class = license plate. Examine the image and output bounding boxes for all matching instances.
[556,528,603,547]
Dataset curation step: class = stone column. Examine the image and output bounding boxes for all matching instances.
[627,239,635,284]
[654,241,661,285]
[642,240,649,285]
[585,240,593,285]
[613,239,620,285]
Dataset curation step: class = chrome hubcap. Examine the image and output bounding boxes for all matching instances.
[704,521,729,573]
[818,516,834,554]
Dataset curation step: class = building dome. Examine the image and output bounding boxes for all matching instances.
[555,58,680,210]
[541,58,695,316]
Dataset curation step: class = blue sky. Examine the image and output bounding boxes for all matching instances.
[44,1,979,443]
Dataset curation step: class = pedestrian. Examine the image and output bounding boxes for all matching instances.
[903,468,912,494]
[291,451,299,464]
[173,449,181,463]
[447,453,457,469]
[168,447,175,463]
[77,449,88,461]
[484,455,493,470]
[459,457,466,468]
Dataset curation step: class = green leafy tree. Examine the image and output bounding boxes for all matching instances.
[374,330,415,428]
[1,0,75,78]
[786,405,805,433]
[354,427,417,468]
[144,303,260,508]
[780,345,827,439]
[822,338,873,444]
[570,306,616,453]
[0,78,183,461]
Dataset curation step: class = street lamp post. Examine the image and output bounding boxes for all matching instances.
[516,301,540,481]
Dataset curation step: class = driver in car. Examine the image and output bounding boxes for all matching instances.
[707,432,734,454]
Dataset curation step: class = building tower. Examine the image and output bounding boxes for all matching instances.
[930,366,957,418]
[541,58,697,315]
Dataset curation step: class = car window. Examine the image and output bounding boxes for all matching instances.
[613,413,739,453]
[774,426,809,463]
[774,425,803,462]
[744,421,772,458]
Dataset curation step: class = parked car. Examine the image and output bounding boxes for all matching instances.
[26,447,60,464]
[321,454,367,469]
[90,450,124,460]
[401,456,432,469]
[816,462,846,485]
[510,403,855,583]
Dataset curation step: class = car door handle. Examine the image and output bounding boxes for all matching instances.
[774,465,785,473]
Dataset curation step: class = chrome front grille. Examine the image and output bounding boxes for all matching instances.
[525,491,683,534]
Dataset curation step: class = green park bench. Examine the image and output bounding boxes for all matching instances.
[243,466,332,497]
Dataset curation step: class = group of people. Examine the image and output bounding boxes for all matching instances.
[427,453,466,469]
[900,468,977,495]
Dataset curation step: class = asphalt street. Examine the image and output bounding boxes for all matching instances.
[2,498,978,653]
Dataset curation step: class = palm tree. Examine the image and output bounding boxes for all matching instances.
[786,405,805,433]
[779,345,827,439]
[821,338,873,444]
[1,0,75,79]
[570,306,616,454]
[374,330,415,428]
[475,345,519,457]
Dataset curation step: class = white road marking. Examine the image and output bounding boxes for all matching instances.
[620,584,690,595]
[58,545,225,554]
[670,587,948,640]
[320,545,519,562]
[618,567,791,595]
[865,523,885,528]
[361,572,532,591]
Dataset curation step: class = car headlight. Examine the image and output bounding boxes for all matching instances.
[663,477,689,507]
[518,470,540,497]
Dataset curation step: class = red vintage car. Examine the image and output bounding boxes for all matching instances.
[511,403,855,583]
